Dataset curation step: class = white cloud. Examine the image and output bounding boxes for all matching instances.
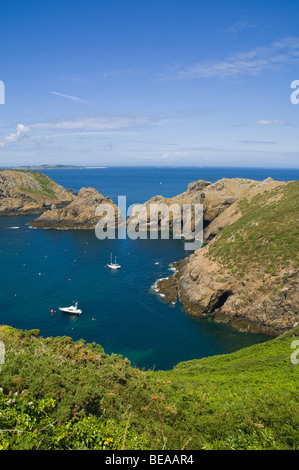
[51,91,88,103]
[257,120,286,126]
[0,124,31,148]
[31,114,164,133]
[161,37,299,80]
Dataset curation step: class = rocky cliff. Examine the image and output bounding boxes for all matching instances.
[153,178,299,336]
[126,177,269,237]
[0,170,74,215]
[29,187,120,230]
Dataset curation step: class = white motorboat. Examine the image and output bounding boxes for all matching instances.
[59,301,82,315]
[107,253,121,269]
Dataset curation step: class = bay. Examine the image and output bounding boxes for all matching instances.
[0,166,298,370]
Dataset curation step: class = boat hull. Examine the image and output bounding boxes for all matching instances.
[107,264,121,269]
[59,307,82,315]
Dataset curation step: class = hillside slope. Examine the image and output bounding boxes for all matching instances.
[0,325,298,450]
[155,180,299,335]
[0,170,74,215]
[126,176,285,236]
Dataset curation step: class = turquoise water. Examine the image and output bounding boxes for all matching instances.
[0,166,298,370]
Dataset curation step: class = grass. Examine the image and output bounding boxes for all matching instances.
[208,181,299,277]
[17,171,59,199]
[0,324,298,450]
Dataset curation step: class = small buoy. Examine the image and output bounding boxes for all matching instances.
[51,310,54,314]
[68,278,71,281]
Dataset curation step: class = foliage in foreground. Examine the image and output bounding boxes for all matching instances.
[0,324,298,450]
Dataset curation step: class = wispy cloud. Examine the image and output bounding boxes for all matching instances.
[161,37,299,80]
[0,124,31,148]
[257,119,288,126]
[235,140,275,145]
[30,113,166,133]
[0,110,199,151]
[51,91,88,103]
[232,119,295,128]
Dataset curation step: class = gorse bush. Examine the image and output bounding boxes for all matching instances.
[0,391,149,450]
[0,325,299,450]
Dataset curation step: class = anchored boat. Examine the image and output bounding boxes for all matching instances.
[59,301,82,315]
[107,253,121,270]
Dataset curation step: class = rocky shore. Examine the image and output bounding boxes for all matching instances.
[153,178,299,335]
[29,187,120,229]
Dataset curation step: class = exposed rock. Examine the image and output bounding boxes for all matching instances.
[0,170,74,215]
[154,179,298,336]
[156,251,298,336]
[152,275,178,304]
[126,177,266,237]
[29,187,120,230]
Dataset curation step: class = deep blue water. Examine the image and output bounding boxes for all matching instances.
[0,166,298,370]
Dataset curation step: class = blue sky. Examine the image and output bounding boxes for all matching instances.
[0,0,299,167]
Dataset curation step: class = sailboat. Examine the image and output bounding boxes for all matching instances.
[107,253,121,269]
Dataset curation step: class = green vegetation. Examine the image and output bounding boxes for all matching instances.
[208,181,299,277]
[18,171,57,199]
[0,325,298,450]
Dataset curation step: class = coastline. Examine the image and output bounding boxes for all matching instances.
[0,168,298,356]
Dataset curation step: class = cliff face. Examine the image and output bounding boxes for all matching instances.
[0,170,74,215]
[126,177,268,236]
[154,178,299,336]
[29,187,119,229]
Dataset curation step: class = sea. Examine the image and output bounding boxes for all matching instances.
[0,166,298,370]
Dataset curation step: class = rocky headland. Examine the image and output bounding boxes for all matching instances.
[126,177,273,237]
[29,186,120,229]
[0,169,74,215]
[152,177,299,336]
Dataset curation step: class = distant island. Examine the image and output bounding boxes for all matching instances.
[13,164,86,170]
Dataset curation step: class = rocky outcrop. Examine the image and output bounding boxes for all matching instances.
[0,170,74,215]
[156,251,299,336]
[29,187,120,230]
[154,178,299,336]
[126,177,265,238]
